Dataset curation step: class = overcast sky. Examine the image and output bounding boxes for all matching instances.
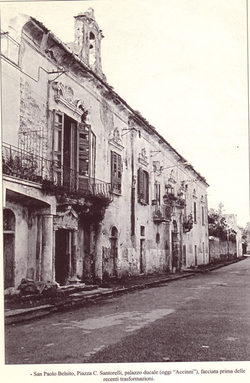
[1,0,249,227]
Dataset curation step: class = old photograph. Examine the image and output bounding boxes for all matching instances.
[1,0,250,381]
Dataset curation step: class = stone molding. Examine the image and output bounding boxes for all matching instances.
[138,148,149,167]
[108,127,124,151]
[52,82,86,118]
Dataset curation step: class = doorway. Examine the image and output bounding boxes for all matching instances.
[3,209,15,288]
[195,245,198,266]
[55,229,72,286]
[110,226,118,277]
[183,244,186,268]
[140,239,146,274]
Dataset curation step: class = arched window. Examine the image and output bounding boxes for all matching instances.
[111,226,118,238]
[89,31,96,66]
[3,208,15,232]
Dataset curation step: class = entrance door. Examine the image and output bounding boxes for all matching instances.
[3,209,15,288]
[140,239,146,274]
[195,245,198,266]
[183,245,186,268]
[4,234,15,288]
[110,227,118,277]
[55,229,71,286]
[171,230,180,271]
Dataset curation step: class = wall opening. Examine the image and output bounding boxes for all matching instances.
[3,208,15,288]
[55,229,73,286]
[89,31,96,67]
[110,226,118,277]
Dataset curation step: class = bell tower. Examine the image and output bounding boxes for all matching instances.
[74,8,104,79]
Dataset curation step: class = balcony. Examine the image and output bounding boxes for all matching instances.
[153,205,172,223]
[2,143,111,199]
[183,214,193,233]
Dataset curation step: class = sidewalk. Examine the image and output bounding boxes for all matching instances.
[5,256,246,325]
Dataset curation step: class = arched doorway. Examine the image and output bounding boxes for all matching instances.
[3,209,15,288]
[110,226,118,277]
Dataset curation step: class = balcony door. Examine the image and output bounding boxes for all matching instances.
[53,111,91,191]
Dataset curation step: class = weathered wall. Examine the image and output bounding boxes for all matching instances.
[209,237,237,262]
[2,15,210,286]
[1,60,20,146]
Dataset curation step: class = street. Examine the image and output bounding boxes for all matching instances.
[5,258,250,364]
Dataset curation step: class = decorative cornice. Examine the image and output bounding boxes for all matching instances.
[138,148,149,167]
[52,82,86,117]
[108,127,124,151]
[53,206,78,230]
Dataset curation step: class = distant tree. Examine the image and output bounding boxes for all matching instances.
[208,203,236,242]
[241,222,250,251]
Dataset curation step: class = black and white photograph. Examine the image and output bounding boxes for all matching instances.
[1,0,250,382]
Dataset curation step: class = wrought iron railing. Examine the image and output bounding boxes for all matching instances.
[2,143,111,199]
[153,205,172,222]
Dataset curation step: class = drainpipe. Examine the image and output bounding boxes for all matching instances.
[131,129,136,238]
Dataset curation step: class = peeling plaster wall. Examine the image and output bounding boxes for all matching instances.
[1,60,20,146]
[5,201,29,286]
[209,238,237,262]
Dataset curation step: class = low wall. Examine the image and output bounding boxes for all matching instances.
[209,237,237,263]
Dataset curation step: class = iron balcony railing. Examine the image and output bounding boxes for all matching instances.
[2,143,111,199]
[153,205,172,223]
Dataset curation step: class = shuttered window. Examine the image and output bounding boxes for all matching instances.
[78,123,90,176]
[52,111,64,185]
[194,201,197,223]
[111,151,122,194]
[155,182,160,205]
[138,168,149,204]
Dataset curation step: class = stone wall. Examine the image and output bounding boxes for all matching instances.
[209,237,237,262]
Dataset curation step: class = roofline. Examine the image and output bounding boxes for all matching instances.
[27,16,209,187]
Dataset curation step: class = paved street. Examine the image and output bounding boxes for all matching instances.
[5,258,250,364]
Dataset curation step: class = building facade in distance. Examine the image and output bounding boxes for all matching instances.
[2,9,209,288]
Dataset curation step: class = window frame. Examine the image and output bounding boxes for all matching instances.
[138,168,149,205]
[194,201,197,223]
[111,151,122,195]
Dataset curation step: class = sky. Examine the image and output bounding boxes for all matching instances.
[1,0,249,227]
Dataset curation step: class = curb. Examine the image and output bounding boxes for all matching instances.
[5,257,246,325]
[5,272,195,325]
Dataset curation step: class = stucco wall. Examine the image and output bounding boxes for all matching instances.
[209,238,237,262]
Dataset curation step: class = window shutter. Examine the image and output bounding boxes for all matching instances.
[78,123,91,190]
[52,110,64,185]
[117,153,122,193]
[144,171,149,204]
[138,168,144,202]
[111,151,116,190]
[194,201,197,222]
[111,151,122,194]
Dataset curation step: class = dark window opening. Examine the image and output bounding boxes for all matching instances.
[111,151,122,194]
[202,206,205,226]
[155,182,160,205]
[138,168,149,204]
[194,201,197,223]
[140,226,145,236]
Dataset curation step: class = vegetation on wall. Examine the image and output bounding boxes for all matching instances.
[240,222,250,252]
[42,179,111,226]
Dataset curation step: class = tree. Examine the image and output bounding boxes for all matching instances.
[241,222,250,252]
[208,203,236,242]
